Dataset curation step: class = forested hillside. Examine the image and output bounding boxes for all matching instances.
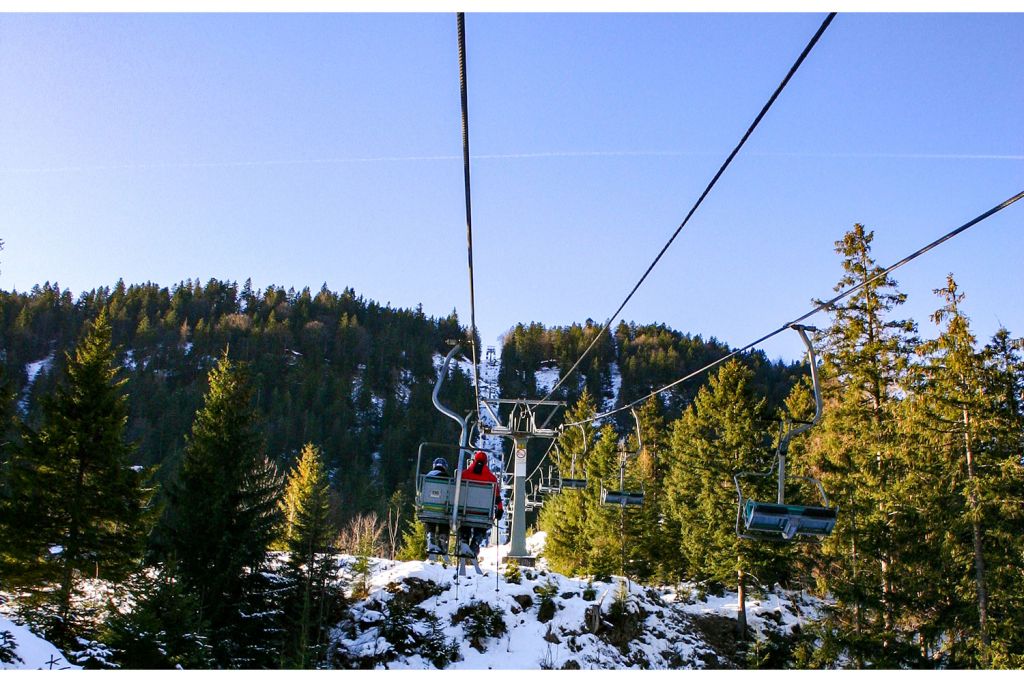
[0,224,1022,669]
[0,279,476,508]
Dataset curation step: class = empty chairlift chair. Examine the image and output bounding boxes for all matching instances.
[733,325,838,541]
[600,408,645,508]
[538,438,589,495]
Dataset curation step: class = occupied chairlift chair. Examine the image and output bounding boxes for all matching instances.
[600,409,646,508]
[733,324,838,541]
[414,442,498,557]
[413,346,498,572]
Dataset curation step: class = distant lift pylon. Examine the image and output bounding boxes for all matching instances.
[734,324,838,541]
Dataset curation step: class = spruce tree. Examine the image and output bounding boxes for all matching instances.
[907,282,1024,666]
[163,351,283,667]
[0,309,154,646]
[665,359,784,634]
[810,224,919,666]
[625,397,670,583]
[908,275,992,661]
[279,443,338,668]
[979,327,1024,667]
[537,390,597,576]
[396,517,428,561]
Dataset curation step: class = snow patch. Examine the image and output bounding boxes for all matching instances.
[330,532,722,669]
[18,353,55,414]
[534,365,560,395]
[603,361,621,414]
[396,369,413,406]
[370,451,382,482]
[0,615,81,670]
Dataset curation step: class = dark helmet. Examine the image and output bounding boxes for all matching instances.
[432,457,449,471]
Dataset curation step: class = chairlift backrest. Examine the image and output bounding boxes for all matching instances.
[742,499,837,540]
[601,488,645,507]
[416,475,496,529]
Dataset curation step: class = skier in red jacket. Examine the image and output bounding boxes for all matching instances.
[458,450,503,555]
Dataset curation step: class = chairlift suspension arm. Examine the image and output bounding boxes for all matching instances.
[433,344,471,530]
[777,324,820,505]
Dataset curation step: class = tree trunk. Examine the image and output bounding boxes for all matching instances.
[849,493,863,669]
[737,567,747,638]
[881,556,894,649]
[58,455,89,646]
[963,408,989,648]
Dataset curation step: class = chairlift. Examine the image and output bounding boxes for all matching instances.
[539,424,590,494]
[539,465,588,493]
[414,346,501,568]
[600,409,645,508]
[537,466,561,495]
[733,325,838,541]
[413,442,499,560]
[524,478,545,511]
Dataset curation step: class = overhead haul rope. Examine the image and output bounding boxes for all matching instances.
[457,12,484,430]
[540,12,838,404]
[562,190,1024,429]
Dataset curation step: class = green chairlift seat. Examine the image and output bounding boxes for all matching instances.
[416,475,496,530]
[601,488,645,507]
[742,499,838,540]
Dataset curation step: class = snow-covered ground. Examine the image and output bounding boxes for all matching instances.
[603,361,622,415]
[1,531,827,671]
[0,615,80,670]
[329,531,826,670]
[534,364,560,395]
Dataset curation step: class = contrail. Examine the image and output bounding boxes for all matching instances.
[0,150,1020,174]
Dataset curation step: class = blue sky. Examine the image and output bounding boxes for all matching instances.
[1,12,1021,361]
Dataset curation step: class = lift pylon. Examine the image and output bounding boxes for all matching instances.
[481,398,564,565]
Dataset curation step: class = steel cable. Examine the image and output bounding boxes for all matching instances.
[457,12,484,429]
[563,189,1024,428]
[541,12,838,403]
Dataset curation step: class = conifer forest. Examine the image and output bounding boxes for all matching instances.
[1,223,1022,669]
[2,9,1023,672]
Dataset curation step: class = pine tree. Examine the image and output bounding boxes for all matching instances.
[584,423,641,581]
[978,327,1024,667]
[0,309,155,646]
[279,443,338,668]
[537,390,597,576]
[809,224,919,666]
[906,275,993,662]
[906,282,1024,666]
[396,517,428,562]
[163,351,283,667]
[664,359,785,635]
[625,397,670,583]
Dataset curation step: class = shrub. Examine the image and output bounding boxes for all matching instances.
[451,601,507,653]
[503,559,521,585]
